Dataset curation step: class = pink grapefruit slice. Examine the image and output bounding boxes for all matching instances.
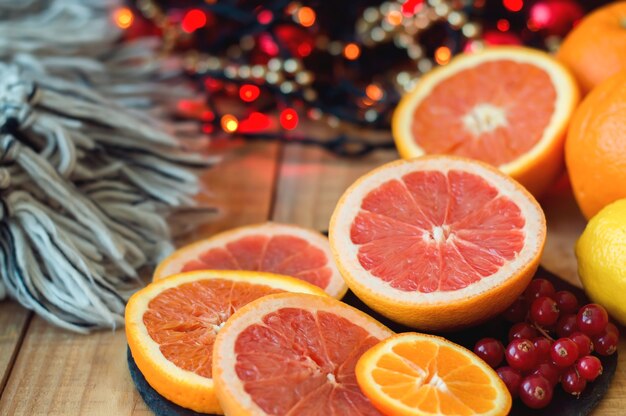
[329,156,546,331]
[212,292,393,416]
[154,222,348,299]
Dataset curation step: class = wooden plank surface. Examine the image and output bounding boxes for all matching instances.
[0,141,280,415]
[0,301,31,394]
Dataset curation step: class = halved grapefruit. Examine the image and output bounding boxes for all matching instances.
[212,292,394,416]
[125,270,326,414]
[329,156,546,331]
[392,46,579,197]
[356,333,512,416]
[154,222,348,299]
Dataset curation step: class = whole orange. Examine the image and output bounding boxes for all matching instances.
[557,1,626,94]
[565,71,626,219]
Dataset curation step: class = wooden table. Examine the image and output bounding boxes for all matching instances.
[0,139,624,415]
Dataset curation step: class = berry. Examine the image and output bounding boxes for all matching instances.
[577,355,603,382]
[533,362,561,386]
[593,330,619,356]
[503,298,528,323]
[606,322,620,337]
[554,290,578,315]
[556,314,578,338]
[506,339,538,372]
[530,296,560,326]
[519,374,553,409]
[561,367,587,396]
[533,337,552,363]
[525,279,556,300]
[497,366,522,398]
[577,304,609,337]
[509,323,539,342]
[474,338,504,368]
[570,332,593,356]
[551,338,579,368]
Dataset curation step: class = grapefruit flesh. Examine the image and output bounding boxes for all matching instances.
[143,279,283,378]
[181,234,332,290]
[352,169,525,293]
[411,60,556,166]
[213,293,394,416]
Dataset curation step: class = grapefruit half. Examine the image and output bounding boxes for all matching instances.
[212,292,393,416]
[329,156,546,331]
[392,46,579,197]
[154,222,348,298]
[125,270,326,414]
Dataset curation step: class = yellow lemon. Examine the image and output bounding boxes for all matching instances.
[576,198,626,326]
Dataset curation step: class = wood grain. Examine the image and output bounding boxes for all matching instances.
[0,301,30,394]
[0,141,280,415]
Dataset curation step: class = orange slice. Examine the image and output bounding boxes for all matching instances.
[392,46,579,196]
[329,155,546,331]
[154,222,348,299]
[212,292,393,415]
[355,333,512,416]
[125,270,326,414]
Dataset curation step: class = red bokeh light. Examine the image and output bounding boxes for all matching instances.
[402,0,424,16]
[503,0,524,12]
[280,109,299,130]
[182,9,207,33]
[239,112,272,133]
[497,19,510,31]
[239,84,261,102]
[258,10,273,25]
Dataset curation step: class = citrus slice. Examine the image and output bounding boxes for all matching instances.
[392,46,579,196]
[125,270,326,414]
[355,333,512,416]
[212,292,393,416]
[154,222,348,299]
[329,155,546,331]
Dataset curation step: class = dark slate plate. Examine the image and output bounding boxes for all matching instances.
[128,268,617,416]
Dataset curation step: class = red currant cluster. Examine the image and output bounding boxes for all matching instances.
[473,278,619,409]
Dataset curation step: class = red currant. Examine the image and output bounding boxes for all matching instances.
[554,290,578,315]
[577,304,609,337]
[551,338,579,368]
[532,362,561,386]
[519,374,553,409]
[576,355,603,382]
[570,332,593,356]
[593,330,619,356]
[525,279,556,300]
[503,298,529,323]
[561,367,587,396]
[530,296,560,327]
[506,339,538,372]
[474,338,504,368]
[509,323,539,342]
[556,314,578,338]
[606,322,620,337]
[533,337,552,363]
[497,366,522,398]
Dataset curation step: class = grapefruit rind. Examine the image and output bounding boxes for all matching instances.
[392,46,579,196]
[125,270,327,414]
[153,222,348,299]
[355,332,512,416]
[329,156,546,330]
[212,292,394,416]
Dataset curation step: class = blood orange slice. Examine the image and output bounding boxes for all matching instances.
[154,222,348,299]
[392,46,579,196]
[125,270,326,414]
[329,156,546,331]
[212,292,393,416]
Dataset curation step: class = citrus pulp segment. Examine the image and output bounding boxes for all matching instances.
[125,270,326,414]
[355,333,512,416]
[153,222,348,298]
[212,292,394,416]
[330,156,546,331]
[392,46,579,196]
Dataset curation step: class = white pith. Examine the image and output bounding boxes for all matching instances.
[394,47,577,172]
[154,222,347,298]
[213,293,394,415]
[462,103,508,136]
[126,271,325,392]
[330,157,545,304]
